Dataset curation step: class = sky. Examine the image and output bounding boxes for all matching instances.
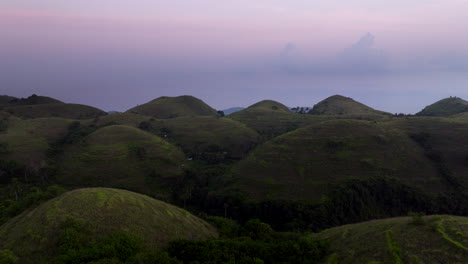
[1,0,468,113]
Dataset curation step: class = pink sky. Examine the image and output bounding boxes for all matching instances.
[1,1,468,113]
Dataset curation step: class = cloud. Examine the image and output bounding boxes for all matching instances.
[337,33,388,71]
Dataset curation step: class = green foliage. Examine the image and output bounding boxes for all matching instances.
[0,250,18,264]
[326,254,338,264]
[242,219,274,241]
[204,216,240,238]
[0,184,66,225]
[168,235,328,264]
[386,230,404,264]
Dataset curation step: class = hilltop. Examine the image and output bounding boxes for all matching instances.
[417,96,468,116]
[309,95,390,116]
[315,215,468,264]
[0,94,107,120]
[126,95,218,118]
[54,125,186,199]
[0,188,218,264]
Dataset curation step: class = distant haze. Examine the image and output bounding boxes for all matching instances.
[1,1,468,113]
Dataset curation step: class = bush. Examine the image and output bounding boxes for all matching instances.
[408,212,425,225]
[0,250,18,264]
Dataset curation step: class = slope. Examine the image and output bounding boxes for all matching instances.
[315,215,467,264]
[416,97,468,116]
[54,125,186,199]
[0,188,218,264]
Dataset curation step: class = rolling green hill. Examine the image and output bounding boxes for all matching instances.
[416,97,468,116]
[315,215,468,264]
[126,95,218,119]
[0,118,72,166]
[247,100,292,113]
[309,95,390,116]
[0,188,218,264]
[5,94,63,105]
[54,125,186,199]
[141,116,260,160]
[2,103,107,120]
[230,119,446,201]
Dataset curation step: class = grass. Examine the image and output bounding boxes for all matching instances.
[1,103,107,120]
[309,95,391,116]
[144,116,260,159]
[55,125,187,199]
[416,97,468,117]
[126,95,218,119]
[0,117,72,164]
[314,215,468,264]
[230,119,446,201]
[0,188,218,264]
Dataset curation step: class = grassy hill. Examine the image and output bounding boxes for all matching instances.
[126,95,218,119]
[141,116,260,160]
[0,95,17,104]
[54,125,186,199]
[2,103,107,120]
[247,100,292,113]
[385,117,468,189]
[315,215,467,264]
[230,119,446,201]
[0,118,72,166]
[416,97,468,116]
[0,188,218,264]
[5,94,63,105]
[88,112,152,127]
[309,95,390,116]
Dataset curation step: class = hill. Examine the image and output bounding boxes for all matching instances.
[140,116,260,160]
[314,215,467,264]
[309,95,390,116]
[54,125,186,199]
[0,95,17,104]
[0,188,218,264]
[0,118,72,166]
[126,95,218,118]
[5,94,63,105]
[247,100,292,113]
[2,103,107,120]
[230,119,446,201]
[416,97,468,116]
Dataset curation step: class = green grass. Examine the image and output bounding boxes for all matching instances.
[144,116,260,159]
[416,97,468,117]
[126,95,218,119]
[314,215,468,264]
[0,118,72,164]
[55,125,186,199]
[309,95,391,116]
[0,188,218,264]
[231,119,445,201]
[2,103,107,120]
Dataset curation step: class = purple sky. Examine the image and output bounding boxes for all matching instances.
[1,1,468,113]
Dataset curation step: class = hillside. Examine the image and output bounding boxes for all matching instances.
[126,95,218,118]
[141,116,260,160]
[0,188,218,264]
[0,118,72,166]
[315,215,467,264]
[54,125,186,199]
[416,97,468,116]
[0,95,17,104]
[5,94,63,105]
[2,103,107,120]
[230,119,446,201]
[309,95,390,116]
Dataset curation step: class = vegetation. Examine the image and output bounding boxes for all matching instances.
[0,188,218,264]
[314,215,468,264]
[126,95,218,118]
[416,96,468,116]
[309,95,391,116]
[0,94,468,263]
